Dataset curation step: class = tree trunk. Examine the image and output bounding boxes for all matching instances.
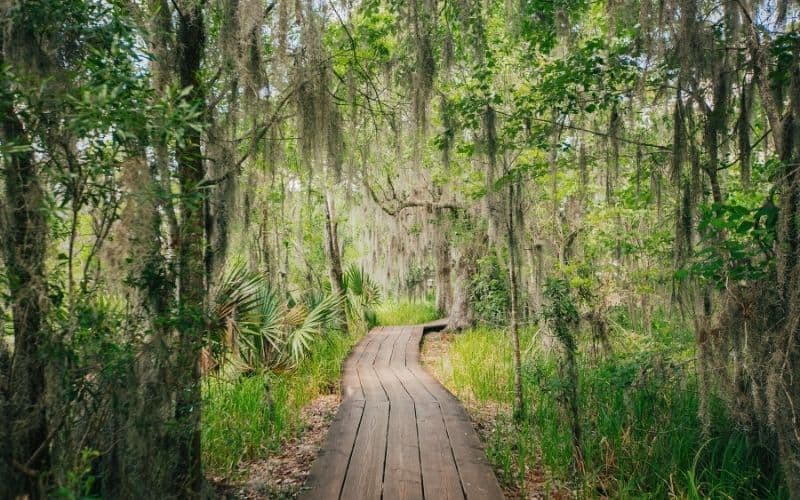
[174,2,207,495]
[323,189,345,299]
[506,180,525,420]
[447,255,474,331]
[772,54,800,497]
[119,157,176,497]
[483,105,504,251]
[0,338,11,495]
[434,212,452,315]
[446,231,484,331]
[1,43,50,497]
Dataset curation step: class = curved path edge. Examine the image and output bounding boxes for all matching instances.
[299,321,504,500]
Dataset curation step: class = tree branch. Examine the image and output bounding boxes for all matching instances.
[527,116,672,151]
[362,175,463,216]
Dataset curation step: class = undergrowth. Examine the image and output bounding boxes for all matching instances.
[203,297,437,479]
[202,332,355,478]
[426,312,788,499]
[376,299,440,326]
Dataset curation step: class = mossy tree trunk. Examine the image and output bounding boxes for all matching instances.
[174,1,207,494]
[434,212,452,315]
[0,21,50,498]
[506,178,525,420]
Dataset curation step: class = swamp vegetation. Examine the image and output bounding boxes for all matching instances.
[1,0,799,497]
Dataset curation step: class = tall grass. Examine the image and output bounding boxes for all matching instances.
[427,316,788,498]
[203,297,431,478]
[376,300,440,326]
[202,332,355,477]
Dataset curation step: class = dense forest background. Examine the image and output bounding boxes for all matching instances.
[1,0,799,497]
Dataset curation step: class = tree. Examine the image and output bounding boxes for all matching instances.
[0,25,49,494]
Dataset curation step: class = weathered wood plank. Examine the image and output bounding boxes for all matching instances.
[301,324,503,500]
[439,400,504,499]
[377,332,423,500]
[416,401,465,500]
[382,400,423,500]
[358,332,389,402]
[388,327,411,367]
[374,326,397,366]
[299,399,365,499]
[339,401,390,500]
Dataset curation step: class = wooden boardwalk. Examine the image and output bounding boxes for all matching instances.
[299,323,504,500]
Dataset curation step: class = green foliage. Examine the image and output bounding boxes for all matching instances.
[541,278,580,350]
[62,296,134,374]
[203,333,355,477]
[402,263,431,294]
[428,317,788,498]
[210,262,344,370]
[770,31,800,86]
[53,448,101,500]
[287,292,343,364]
[204,374,280,475]
[529,36,639,116]
[683,200,777,286]
[469,254,510,326]
[343,264,382,334]
[518,0,589,52]
[376,300,440,326]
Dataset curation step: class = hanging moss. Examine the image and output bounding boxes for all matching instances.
[410,0,437,132]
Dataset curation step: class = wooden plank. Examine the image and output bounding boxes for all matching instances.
[339,401,390,500]
[342,329,382,401]
[374,326,397,366]
[377,330,424,500]
[439,399,504,499]
[358,331,389,402]
[421,317,450,331]
[382,399,423,500]
[341,345,366,401]
[302,323,503,500]
[406,328,423,365]
[396,328,437,403]
[416,401,465,500]
[389,327,411,367]
[299,399,365,500]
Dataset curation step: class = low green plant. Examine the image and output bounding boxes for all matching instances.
[202,263,382,479]
[468,254,511,326]
[376,300,440,326]
[209,262,344,370]
[343,264,382,334]
[53,449,101,499]
[427,314,788,498]
[202,332,354,477]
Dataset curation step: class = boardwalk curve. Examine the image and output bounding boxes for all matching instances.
[300,322,504,500]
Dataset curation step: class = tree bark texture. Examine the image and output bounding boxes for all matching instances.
[1,26,50,497]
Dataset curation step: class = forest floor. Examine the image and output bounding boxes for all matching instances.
[214,394,340,499]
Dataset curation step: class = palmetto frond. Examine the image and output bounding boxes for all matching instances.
[286,291,343,364]
[342,265,382,333]
[209,262,348,370]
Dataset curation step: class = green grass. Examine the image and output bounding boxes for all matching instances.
[202,331,356,477]
[427,315,788,498]
[203,299,438,478]
[376,300,440,326]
